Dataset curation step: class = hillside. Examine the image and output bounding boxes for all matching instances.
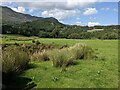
[1,6,59,25]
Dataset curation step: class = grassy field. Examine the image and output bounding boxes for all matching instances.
[1,34,118,88]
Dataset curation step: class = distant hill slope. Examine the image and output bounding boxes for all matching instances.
[1,6,60,25]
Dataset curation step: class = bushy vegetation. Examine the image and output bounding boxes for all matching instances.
[48,49,74,67]
[69,43,96,59]
[49,43,96,67]
[2,45,38,90]
[31,43,96,68]
[31,50,49,61]
[2,46,30,79]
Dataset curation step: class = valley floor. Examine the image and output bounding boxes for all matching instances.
[1,34,118,88]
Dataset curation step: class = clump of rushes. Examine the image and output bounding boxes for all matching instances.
[69,43,96,60]
[2,46,30,76]
[48,48,75,67]
[48,43,96,67]
[31,50,49,61]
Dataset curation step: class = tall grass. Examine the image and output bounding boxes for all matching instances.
[2,46,30,75]
[31,43,96,68]
[48,49,75,67]
[69,43,96,60]
[48,43,96,67]
[31,50,49,61]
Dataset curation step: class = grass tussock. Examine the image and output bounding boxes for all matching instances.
[69,43,96,60]
[2,46,30,75]
[48,49,75,67]
[48,43,96,67]
[31,50,49,61]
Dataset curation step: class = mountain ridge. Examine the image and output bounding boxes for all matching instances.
[1,6,60,25]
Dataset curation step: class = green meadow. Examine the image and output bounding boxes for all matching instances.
[1,34,118,88]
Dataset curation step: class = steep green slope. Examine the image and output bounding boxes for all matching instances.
[1,6,59,25]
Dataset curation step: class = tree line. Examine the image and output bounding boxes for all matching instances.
[2,20,119,39]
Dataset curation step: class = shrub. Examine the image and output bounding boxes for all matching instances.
[31,50,49,61]
[2,46,30,75]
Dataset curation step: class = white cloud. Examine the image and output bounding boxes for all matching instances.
[11,6,25,13]
[75,22,82,26]
[76,17,80,20]
[29,9,34,13]
[58,20,84,26]
[101,8,118,12]
[89,17,96,20]
[41,9,80,20]
[69,21,86,26]
[59,20,64,23]
[101,7,110,11]
[70,21,82,26]
[1,1,99,21]
[83,8,98,15]
[15,0,99,10]
[88,22,100,27]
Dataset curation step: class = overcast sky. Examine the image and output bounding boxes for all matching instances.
[0,1,119,26]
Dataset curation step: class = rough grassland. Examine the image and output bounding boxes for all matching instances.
[2,34,118,88]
